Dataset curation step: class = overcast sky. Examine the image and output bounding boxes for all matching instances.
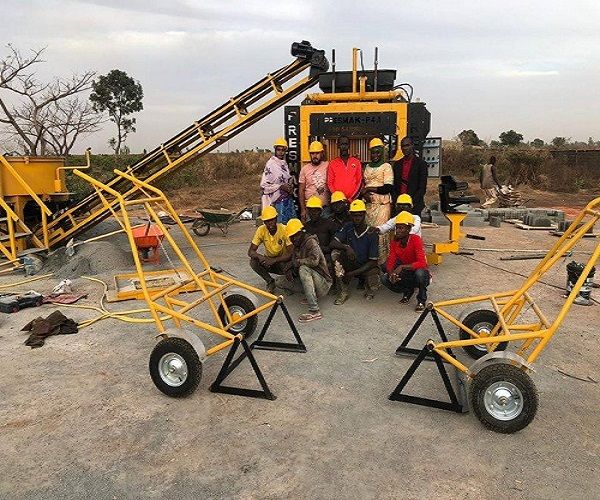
[3,0,599,153]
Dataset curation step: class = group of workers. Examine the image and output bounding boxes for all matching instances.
[249,135,431,323]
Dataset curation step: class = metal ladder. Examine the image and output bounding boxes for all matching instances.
[40,41,328,248]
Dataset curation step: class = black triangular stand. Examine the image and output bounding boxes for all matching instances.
[251,301,307,353]
[389,345,465,413]
[209,337,276,400]
[395,305,456,359]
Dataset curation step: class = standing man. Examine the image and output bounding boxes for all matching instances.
[329,199,380,304]
[261,137,296,223]
[299,141,330,221]
[327,135,363,202]
[371,194,422,238]
[248,206,291,293]
[480,155,501,208]
[329,191,351,231]
[381,211,430,312]
[276,219,332,323]
[392,137,428,216]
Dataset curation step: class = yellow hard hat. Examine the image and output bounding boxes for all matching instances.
[308,141,324,153]
[349,199,367,212]
[395,211,415,225]
[285,218,304,238]
[369,137,384,149]
[274,137,288,148]
[396,194,413,207]
[261,205,278,221]
[306,196,323,209]
[330,191,347,203]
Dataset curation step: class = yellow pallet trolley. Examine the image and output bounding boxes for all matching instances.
[74,168,305,400]
[390,196,599,433]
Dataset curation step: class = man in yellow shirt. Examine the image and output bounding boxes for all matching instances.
[248,206,292,293]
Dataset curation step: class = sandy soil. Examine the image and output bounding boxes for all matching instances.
[0,215,598,499]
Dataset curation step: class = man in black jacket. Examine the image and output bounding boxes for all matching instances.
[392,137,428,216]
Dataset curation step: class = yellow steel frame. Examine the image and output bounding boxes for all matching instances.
[425,197,599,375]
[427,212,468,265]
[0,154,52,250]
[298,101,408,164]
[44,56,317,249]
[73,168,279,357]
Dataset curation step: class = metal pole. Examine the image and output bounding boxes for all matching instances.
[374,47,378,92]
[331,48,336,93]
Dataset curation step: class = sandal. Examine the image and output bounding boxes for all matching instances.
[400,295,411,304]
[298,311,323,323]
[415,302,425,312]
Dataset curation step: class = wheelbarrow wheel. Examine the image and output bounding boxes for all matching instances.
[218,294,258,338]
[192,220,210,236]
[470,362,538,434]
[149,338,202,397]
[459,309,509,359]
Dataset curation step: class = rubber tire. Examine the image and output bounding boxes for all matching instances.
[459,309,509,359]
[149,338,202,398]
[217,294,258,338]
[470,362,538,434]
[192,221,210,236]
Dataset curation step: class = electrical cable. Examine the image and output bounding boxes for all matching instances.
[0,273,54,290]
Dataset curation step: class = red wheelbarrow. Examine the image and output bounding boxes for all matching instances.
[132,223,164,264]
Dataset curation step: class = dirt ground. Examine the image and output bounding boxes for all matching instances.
[0,216,598,499]
[166,176,600,217]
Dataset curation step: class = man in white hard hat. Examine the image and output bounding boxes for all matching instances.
[299,140,330,221]
[260,137,296,223]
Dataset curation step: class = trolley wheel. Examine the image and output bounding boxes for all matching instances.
[217,294,258,338]
[192,220,210,236]
[470,362,538,434]
[459,309,509,359]
[149,337,202,397]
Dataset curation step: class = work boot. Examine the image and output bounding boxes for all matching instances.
[334,283,349,305]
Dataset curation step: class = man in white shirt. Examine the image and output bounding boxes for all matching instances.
[371,194,422,238]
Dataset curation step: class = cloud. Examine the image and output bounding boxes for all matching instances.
[498,69,559,78]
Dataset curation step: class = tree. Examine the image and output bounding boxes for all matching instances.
[0,45,101,155]
[530,138,545,148]
[499,130,523,147]
[90,70,143,155]
[551,136,568,148]
[457,129,482,146]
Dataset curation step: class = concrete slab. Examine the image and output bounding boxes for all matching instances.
[0,221,598,499]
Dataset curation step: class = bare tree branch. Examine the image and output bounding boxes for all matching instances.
[0,45,99,155]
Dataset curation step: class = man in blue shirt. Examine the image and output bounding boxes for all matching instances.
[329,199,380,304]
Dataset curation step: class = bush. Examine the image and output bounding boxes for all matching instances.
[440,144,598,193]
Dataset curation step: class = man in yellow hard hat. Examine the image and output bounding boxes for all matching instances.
[382,211,430,311]
[299,140,330,221]
[275,218,332,322]
[329,199,380,303]
[370,193,422,238]
[303,195,338,277]
[248,206,292,293]
[260,137,296,224]
[328,190,351,231]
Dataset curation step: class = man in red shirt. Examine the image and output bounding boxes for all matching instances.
[327,135,363,202]
[382,211,430,311]
[392,137,429,216]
